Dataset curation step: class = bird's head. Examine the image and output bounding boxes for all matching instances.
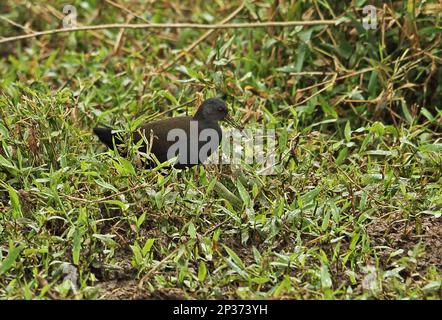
[194,98,242,129]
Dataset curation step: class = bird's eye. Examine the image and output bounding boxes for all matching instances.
[218,107,224,112]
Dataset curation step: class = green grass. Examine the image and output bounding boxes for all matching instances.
[0,0,441,299]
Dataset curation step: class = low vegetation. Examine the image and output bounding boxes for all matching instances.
[0,0,441,299]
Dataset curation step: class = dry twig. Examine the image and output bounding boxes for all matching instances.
[0,20,339,45]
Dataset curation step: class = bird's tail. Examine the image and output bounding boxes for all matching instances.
[93,127,124,150]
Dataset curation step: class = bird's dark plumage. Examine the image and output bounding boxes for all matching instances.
[93,98,239,169]
[92,127,122,150]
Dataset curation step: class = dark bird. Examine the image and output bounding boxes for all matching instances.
[93,98,241,169]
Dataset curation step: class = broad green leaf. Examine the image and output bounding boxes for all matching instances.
[420,108,434,121]
[95,179,118,192]
[0,245,23,275]
[6,185,22,219]
[130,243,143,266]
[188,222,196,239]
[104,200,129,211]
[301,188,320,205]
[198,261,207,282]
[419,143,442,153]
[320,264,333,289]
[119,157,136,176]
[321,210,331,231]
[142,238,155,256]
[251,276,270,284]
[401,101,414,124]
[236,180,250,207]
[223,245,245,270]
[336,147,348,165]
[367,70,378,97]
[344,121,352,142]
[0,155,16,169]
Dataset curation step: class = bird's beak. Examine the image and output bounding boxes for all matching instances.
[224,114,243,130]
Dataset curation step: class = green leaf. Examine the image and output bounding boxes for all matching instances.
[321,210,331,231]
[298,27,314,42]
[222,245,245,269]
[198,261,207,282]
[319,96,338,118]
[0,155,16,170]
[159,90,178,105]
[92,234,117,247]
[336,147,348,165]
[104,200,129,211]
[188,222,196,239]
[419,143,442,153]
[422,281,441,293]
[72,229,82,265]
[301,188,320,205]
[367,70,378,97]
[0,245,24,275]
[370,122,385,136]
[274,275,291,296]
[350,231,360,250]
[44,49,59,70]
[320,264,333,289]
[252,246,262,264]
[251,276,270,284]
[23,247,49,255]
[295,43,307,72]
[6,185,22,219]
[214,182,242,209]
[206,177,217,195]
[344,121,352,142]
[273,198,284,217]
[420,108,434,121]
[335,32,352,59]
[95,179,118,192]
[276,64,296,73]
[112,160,126,174]
[154,190,163,209]
[136,212,147,229]
[119,157,136,176]
[236,180,250,207]
[142,238,155,256]
[130,243,143,266]
[401,101,414,124]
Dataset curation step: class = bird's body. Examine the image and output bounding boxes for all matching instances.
[93,98,238,169]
